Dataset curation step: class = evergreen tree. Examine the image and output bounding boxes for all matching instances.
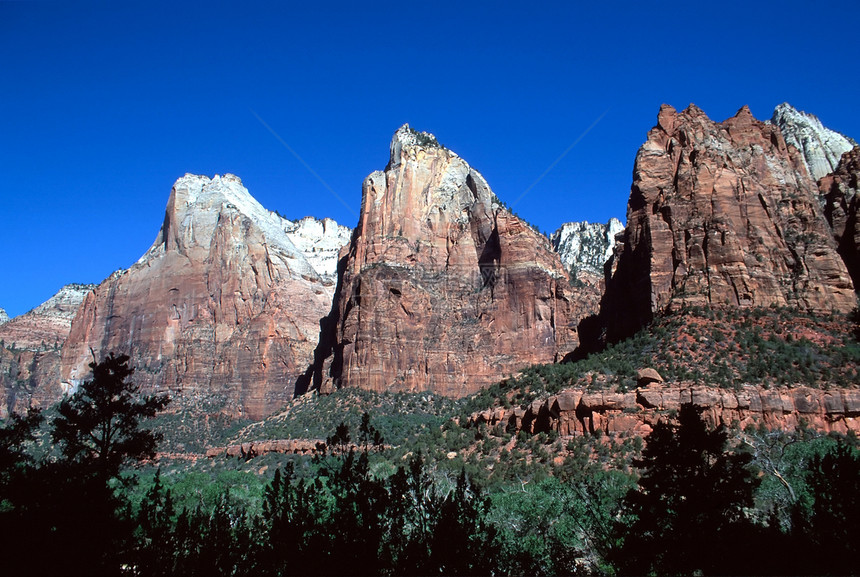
[611,404,760,576]
[18,352,170,576]
[791,441,860,575]
[52,352,169,479]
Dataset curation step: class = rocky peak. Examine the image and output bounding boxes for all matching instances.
[0,283,96,415]
[312,125,598,398]
[140,173,319,280]
[590,103,855,345]
[771,103,856,180]
[551,218,624,277]
[0,309,8,326]
[387,124,448,170]
[0,284,93,351]
[60,174,339,420]
[283,216,352,283]
[28,284,94,321]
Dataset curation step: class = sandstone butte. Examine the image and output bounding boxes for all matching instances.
[819,146,860,289]
[308,125,599,398]
[592,104,856,345]
[60,174,350,420]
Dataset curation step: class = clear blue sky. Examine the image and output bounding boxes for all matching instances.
[2,1,858,317]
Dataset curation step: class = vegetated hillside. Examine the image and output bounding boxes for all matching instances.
[464,305,860,416]
[30,304,855,577]
[148,304,860,460]
[227,388,458,448]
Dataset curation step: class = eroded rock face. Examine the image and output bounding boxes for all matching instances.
[551,218,624,277]
[61,174,346,420]
[597,104,855,343]
[0,309,9,325]
[0,284,93,416]
[284,217,352,283]
[0,284,93,351]
[313,125,597,397]
[470,384,860,438]
[819,147,860,289]
[772,102,855,181]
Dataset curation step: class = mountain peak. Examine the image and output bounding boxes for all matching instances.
[771,103,855,180]
[388,124,450,169]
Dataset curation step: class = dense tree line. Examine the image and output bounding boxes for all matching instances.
[1,354,859,575]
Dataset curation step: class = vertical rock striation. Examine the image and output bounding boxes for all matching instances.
[594,104,855,344]
[818,146,860,289]
[313,125,597,397]
[61,174,347,420]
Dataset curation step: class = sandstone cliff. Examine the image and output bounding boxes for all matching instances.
[61,174,349,420]
[0,309,8,325]
[551,218,624,278]
[311,125,597,397]
[470,383,860,438]
[594,104,855,344]
[0,284,93,416]
[772,102,856,181]
[818,146,860,290]
[0,284,93,351]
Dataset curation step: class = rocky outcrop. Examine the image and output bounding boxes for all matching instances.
[284,217,352,283]
[551,218,624,277]
[818,147,860,289]
[204,438,382,459]
[0,309,9,325]
[469,384,860,438]
[0,284,94,416]
[0,284,93,351]
[772,103,855,181]
[312,125,597,397]
[61,174,348,420]
[594,104,855,344]
[205,438,325,459]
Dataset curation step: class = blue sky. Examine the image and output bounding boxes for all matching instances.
[2,0,858,317]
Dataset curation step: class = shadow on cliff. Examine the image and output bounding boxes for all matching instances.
[566,210,654,362]
[293,242,352,397]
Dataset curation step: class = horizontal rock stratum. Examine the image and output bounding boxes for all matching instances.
[470,384,860,438]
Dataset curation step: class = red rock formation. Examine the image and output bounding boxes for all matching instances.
[470,384,860,438]
[314,126,597,397]
[0,284,92,352]
[819,146,860,289]
[597,105,855,344]
[0,284,93,415]
[204,438,384,459]
[61,174,343,420]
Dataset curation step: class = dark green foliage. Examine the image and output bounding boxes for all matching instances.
[0,407,42,495]
[128,418,499,577]
[790,441,860,575]
[52,352,169,479]
[611,404,762,576]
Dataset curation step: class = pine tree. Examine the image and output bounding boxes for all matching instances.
[611,404,760,575]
